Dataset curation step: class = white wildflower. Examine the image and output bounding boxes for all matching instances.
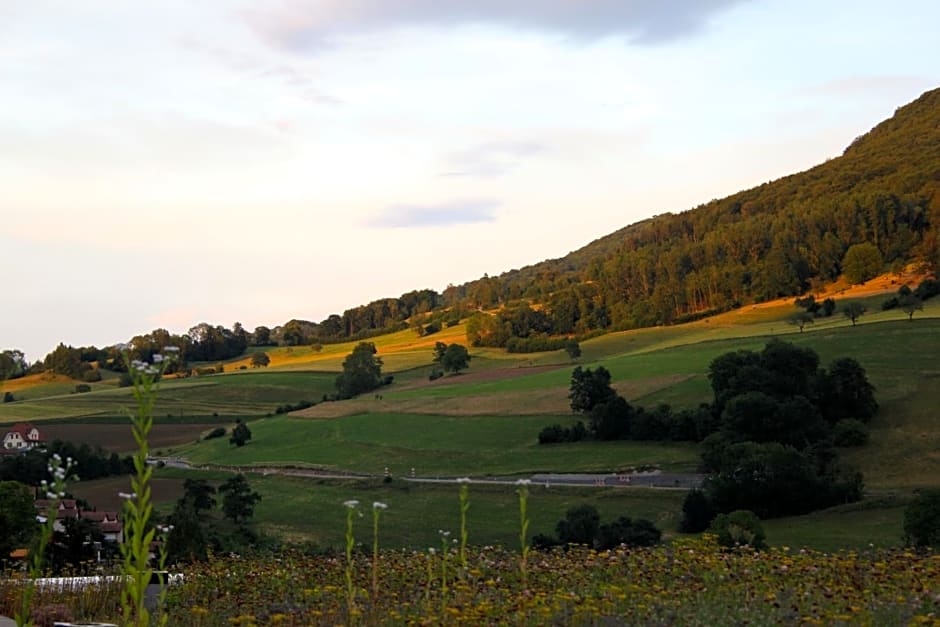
[343,499,359,509]
[372,501,388,510]
[163,346,180,353]
[456,477,471,484]
[153,354,164,363]
[515,479,531,486]
[118,491,137,500]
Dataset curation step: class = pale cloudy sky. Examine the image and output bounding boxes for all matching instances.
[1,0,938,362]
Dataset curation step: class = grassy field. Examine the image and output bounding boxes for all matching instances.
[4,277,939,552]
[0,370,337,423]
[173,413,700,475]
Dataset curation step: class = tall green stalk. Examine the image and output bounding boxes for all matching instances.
[516,479,531,589]
[343,499,359,623]
[119,348,175,627]
[457,478,470,572]
[371,501,387,603]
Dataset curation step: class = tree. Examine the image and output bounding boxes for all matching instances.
[441,343,471,374]
[842,242,883,284]
[252,325,272,346]
[166,496,208,563]
[842,302,866,326]
[230,420,252,447]
[182,478,217,512]
[898,292,923,320]
[250,352,270,368]
[680,488,715,533]
[556,504,601,546]
[335,342,383,398]
[564,340,581,360]
[904,489,940,548]
[787,311,815,333]
[219,474,261,525]
[708,510,767,550]
[817,357,878,423]
[568,366,616,413]
[589,395,633,440]
[0,481,37,559]
[431,341,447,364]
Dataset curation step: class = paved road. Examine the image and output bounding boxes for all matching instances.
[151,457,704,490]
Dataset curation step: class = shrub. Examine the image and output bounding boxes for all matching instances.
[428,368,443,381]
[914,278,940,301]
[2,392,13,403]
[904,489,940,548]
[74,384,91,393]
[832,419,869,447]
[82,369,102,382]
[556,505,600,546]
[596,517,661,550]
[882,296,899,310]
[708,510,767,550]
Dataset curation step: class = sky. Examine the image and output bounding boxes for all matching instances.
[2,0,939,362]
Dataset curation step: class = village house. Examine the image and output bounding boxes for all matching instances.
[34,498,123,543]
[1,422,46,452]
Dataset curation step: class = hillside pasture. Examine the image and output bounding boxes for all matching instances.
[174,413,700,476]
[0,370,337,423]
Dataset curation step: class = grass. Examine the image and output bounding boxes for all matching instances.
[0,370,337,423]
[173,413,700,475]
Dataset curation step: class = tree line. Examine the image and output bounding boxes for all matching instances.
[540,339,877,523]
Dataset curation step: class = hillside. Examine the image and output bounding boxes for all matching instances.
[453,87,940,327]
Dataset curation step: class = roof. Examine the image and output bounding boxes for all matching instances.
[4,422,44,441]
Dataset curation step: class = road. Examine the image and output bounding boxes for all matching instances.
[151,457,704,490]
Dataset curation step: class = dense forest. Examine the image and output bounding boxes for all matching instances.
[4,88,939,372]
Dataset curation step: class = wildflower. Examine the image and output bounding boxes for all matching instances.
[373,501,388,510]
[118,491,137,500]
[153,354,164,363]
[343,499,359,509]
[163,345,180,353]
[456,477,471,483]
[515,479,532,486]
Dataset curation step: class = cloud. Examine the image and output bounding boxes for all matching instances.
[441,140,546,178]
[245,0,746,52]
[368,199,500,228]
[175,35,341,105]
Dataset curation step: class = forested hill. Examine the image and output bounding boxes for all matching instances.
[449,86,940,330]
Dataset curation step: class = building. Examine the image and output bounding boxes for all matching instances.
[2,422,45,451]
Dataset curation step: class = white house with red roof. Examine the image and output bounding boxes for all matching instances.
[2,422,45,451]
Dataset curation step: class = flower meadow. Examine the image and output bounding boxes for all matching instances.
[155,536,939,626]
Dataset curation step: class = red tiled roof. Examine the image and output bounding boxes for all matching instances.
[7,423,43,440]
[100,521,123,533]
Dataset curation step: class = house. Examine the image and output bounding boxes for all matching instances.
[2,422,45,451]
[34,498,123,542]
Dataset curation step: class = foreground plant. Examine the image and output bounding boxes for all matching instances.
[120,348,176,627]
[456,477,471,572]
[343,499,359,622]
[16,454,77,627]
[516,479,531,589]
[371,501,387,603]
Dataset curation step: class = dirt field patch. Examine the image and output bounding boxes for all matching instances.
[40,423,219,453]
[69,476,186,511]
